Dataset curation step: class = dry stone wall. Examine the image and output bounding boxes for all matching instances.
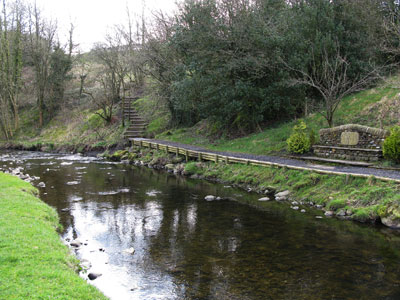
[313,124,389,161]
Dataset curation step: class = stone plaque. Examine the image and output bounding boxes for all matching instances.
[341,131,359,146]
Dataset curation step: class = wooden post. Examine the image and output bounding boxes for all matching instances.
[176,147,179,157]
[185,150,189,161]
[166,145,169,154]
[198,152,202,162]
[156,143,159,151]
[225,156,229,164]
[215,154,218,163]
[246,159,250,165]
[139,140,143,149]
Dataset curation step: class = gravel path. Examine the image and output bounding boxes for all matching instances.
[142,139,400,182]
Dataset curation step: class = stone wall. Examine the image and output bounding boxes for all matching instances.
[318,124,389,149]
[313,124,389,161]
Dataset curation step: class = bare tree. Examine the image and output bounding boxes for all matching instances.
[285,45,382,127]
[83,71,119,123]
[0,0,23,138]
[27,3,56,127]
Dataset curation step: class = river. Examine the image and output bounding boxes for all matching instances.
[1,150,400,300]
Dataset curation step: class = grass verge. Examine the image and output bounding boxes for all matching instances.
[0,172,108,300]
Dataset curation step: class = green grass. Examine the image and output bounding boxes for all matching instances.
[157,76,400,156]
[0,172,108,300]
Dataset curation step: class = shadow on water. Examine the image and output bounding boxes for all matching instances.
[2,151,400,300]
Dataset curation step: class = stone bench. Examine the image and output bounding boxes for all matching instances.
[313,124,389,162]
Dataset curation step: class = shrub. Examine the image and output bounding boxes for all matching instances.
[286,120,314,154]
[383,126,400,163]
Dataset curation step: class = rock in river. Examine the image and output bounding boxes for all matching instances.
[258,197,270,202]
[37,182,46,188]
[324,211,334,217]
[70,240,82,247]
[123,247,135,254]
[381,217,400,229]
[205,195,216,201]
[88,273,102,280]
[275,190,290,201]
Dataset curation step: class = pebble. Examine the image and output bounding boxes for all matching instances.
[324,211,334,217]
[316,205,323,209]
[123,247,135,254]
[291,206,299,210]
[291,201,299,206]
[315,216,323,219]
[301,209,306,213]
[37,182,46,188]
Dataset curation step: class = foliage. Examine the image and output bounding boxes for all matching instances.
[47,44,72,117]
[383,126,400,163]
[144,0,390,132]
[286,120,313,154]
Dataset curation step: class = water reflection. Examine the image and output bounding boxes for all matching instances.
[2,151,400,299]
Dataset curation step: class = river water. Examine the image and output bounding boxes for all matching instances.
[1,151,400,300]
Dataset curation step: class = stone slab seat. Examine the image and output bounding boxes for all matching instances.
[312,145,382,153]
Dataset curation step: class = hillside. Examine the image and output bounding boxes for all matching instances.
[152,75,400,158]
[2,73,400,160]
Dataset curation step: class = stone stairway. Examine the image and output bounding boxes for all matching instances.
[122,97,147,139]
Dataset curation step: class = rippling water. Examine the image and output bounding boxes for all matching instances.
[2,151,400,300]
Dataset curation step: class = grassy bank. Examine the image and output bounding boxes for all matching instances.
[108,147,400,227]
[0,172,107,300]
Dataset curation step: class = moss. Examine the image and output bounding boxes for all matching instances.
[352,206,379,223]
[327,199,346,211]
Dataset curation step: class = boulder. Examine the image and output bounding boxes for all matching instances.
[381,217,400,229]
[324,211,334,217]
[275,190,290,201]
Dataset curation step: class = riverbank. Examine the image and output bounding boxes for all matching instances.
[106,146,400,229]
[0,140,126,156]
[0,172,108,300]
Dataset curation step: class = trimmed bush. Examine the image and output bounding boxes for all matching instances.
[286,120,314,154]
[383,126,400,163]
